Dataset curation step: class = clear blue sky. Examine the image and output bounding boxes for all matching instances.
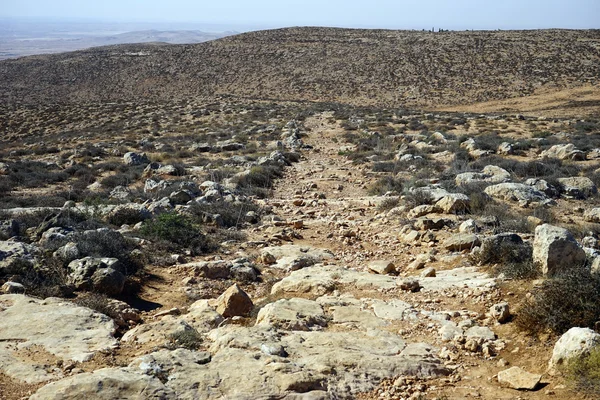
[1,0,598,30]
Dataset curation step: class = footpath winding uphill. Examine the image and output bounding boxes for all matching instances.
[1,113,582,399]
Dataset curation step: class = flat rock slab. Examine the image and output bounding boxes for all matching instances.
[271,265,397,296]
[0,295,118,385]
[205,326,449,398]
[498,366,542,390]
[30,368,175,400]
[0,295,117,382]
[256,298,327,331]
[121,300,223,345]
[35,327,446,399]
[418,267,495,291]
[261,245,334,271]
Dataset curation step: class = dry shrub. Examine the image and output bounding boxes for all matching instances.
[516,267,600,335]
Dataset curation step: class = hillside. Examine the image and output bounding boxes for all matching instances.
[1,27,599,109]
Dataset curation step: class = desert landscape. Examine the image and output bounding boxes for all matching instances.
[0,24,600,400]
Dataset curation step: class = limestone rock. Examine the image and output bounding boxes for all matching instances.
[30,368,173,399]
[367,260,396,275]
[540,144,585,161]
[0,240,37,275]
[459,219,478,233]
[484,183,547,203]
[524,178,560,197]
[533,224,586,277]
[444,233,481,252]
[557,176,597,199]
[584,207,600,223]
[260,245,334,271]
[550,327,600,368]
[456,165,511,186]
[490,302,511,323]
[498,366,542,390]
[415,217,449,231]
[213,284,254,318]
[206,326,449,398]
[122,300,223,345]
[0,295,117,368]
[67,257,126,296]
[123,151,150,166]
[1,281,25,294]
[407,204,436,219]
[435,193,470,214]
[256,298,327,331]
[497,142,514,155]
[465,326,496,341]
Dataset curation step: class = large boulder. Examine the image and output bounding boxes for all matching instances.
[540,144,586,161]
[549,327,600,369]
[533,224,586,277]
[557,177,597,199]
[67,257,126,295]
[484,183,547,203]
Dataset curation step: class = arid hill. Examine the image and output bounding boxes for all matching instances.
[1,27,599,109]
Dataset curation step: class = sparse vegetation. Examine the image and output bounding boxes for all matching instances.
[564,345,600,396]
[168,328,203,350]
[516,267,600,335]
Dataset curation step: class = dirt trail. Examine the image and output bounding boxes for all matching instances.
[260,113,582,399]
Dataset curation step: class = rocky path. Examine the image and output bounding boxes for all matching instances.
[1,113,584,399]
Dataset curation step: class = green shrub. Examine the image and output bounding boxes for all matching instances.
[564,345,600,395]
[140,212,212,255]
[168,328,203,350]
[72,229,141,273]
[140,212,198,246]
[516,267,600,335]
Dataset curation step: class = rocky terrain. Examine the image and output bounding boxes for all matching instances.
[0,28,599,111]
[1,28,600,400]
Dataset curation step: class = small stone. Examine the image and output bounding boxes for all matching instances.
[154,308,181,319]
[213,284,253,318]
[398,278,420,292]
[498,367,541,390]
[420,267,436,278]
[490,302,510,323]
[292,220,304,229]
[368,260,396,275]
